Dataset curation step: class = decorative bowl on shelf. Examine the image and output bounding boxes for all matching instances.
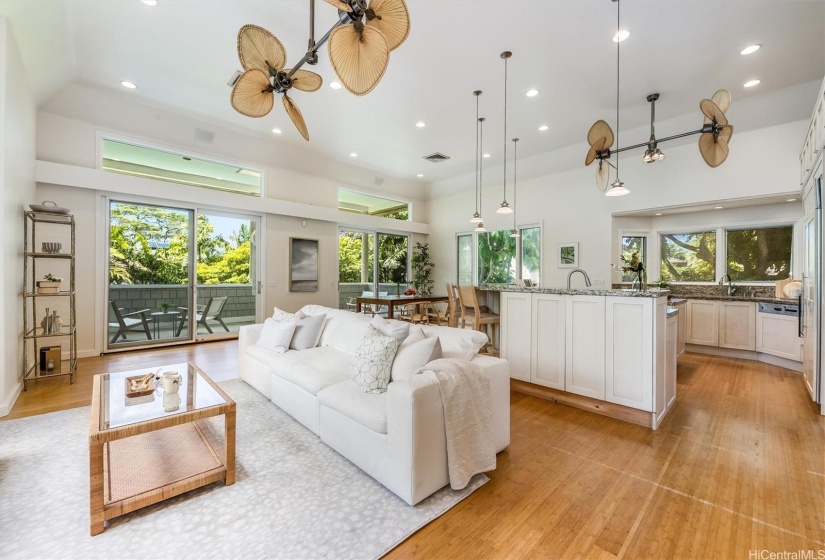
[29,201,70,215]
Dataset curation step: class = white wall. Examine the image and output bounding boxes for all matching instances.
[427,120,807,292]
[0,18,36,415]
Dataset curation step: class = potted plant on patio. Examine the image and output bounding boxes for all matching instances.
[159,302,174,313]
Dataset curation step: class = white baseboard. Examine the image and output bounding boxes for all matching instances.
[77,349,99,359]
[684,344,803,373]
[0,381,22,417]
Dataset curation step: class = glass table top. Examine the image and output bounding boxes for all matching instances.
[99,362,225,430]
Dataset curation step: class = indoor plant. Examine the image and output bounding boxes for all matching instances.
[411,242,434,296]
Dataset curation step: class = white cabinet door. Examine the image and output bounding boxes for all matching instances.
[686,300,719,346]
[665,315,678,410]
[605,297,653,411]
[565,296,605,400]
[531,294,566,390]
[500,291,532,381]
[675,302,687,356]
[757,312,802,362]
[719,302,757,351]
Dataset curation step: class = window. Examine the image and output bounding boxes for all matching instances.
[660,231,716,282]
[621,236,646,283]
[457,234,473,284]
[521,227,541,286]
[726,226,793,281]
[477,230,517,285]
[101,138,262,196]
[338,188,410,220]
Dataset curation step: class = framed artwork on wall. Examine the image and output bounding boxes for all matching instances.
[557,242,579,269]
[289,238,319,292]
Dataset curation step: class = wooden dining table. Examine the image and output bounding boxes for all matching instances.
[355,295,449,319]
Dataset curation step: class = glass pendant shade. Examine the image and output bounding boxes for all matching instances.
[509,231,520,238]
[605,179,630,197]
[496,201,513,214]
[474,222,487,233]
[652,148,666,161]
[470,211,482,223]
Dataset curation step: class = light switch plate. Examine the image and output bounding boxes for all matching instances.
[267,281,277,288]
[592,278,605,285]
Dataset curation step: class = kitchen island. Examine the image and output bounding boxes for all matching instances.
[479,285,676,429]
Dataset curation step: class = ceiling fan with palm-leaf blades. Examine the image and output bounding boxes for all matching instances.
[230,0,410,141]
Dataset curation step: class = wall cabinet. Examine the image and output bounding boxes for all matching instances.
[565,296,606,400]
[719,301,757,351]
[757,312,802,362]
[686,300,719,346]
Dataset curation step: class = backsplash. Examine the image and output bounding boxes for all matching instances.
[612,284,778,299]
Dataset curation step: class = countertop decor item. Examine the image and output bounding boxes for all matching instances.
[29,200,70,214]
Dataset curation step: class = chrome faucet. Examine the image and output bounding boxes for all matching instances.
[567,268,592,289]
[719,273,735,296]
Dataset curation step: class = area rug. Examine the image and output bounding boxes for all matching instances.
[0,380,487,560]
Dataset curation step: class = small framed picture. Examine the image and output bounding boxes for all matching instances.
[557,242,579,269]
[289,238,319,292]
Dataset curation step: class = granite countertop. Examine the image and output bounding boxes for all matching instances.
[666,307,680,318]
[477,285,670,299]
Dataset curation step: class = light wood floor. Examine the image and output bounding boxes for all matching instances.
[6,346,825,558]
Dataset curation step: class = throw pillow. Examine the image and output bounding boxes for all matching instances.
[290,314,327,351]
[404,325,426,346]
[272,306,296,323]
[370,316,410,344]
[351,324,400,394]
[257,318,296,353]
[391,335,442,382]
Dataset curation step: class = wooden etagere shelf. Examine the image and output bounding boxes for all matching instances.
[22,211,77,390]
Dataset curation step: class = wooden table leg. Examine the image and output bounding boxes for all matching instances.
[89,441,105,536]
[387,302,394,319]
[355,302,362,314]
[225,405,236,486]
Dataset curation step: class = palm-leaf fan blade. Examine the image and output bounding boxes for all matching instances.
[238,24,286,74]
[285,69,323,92]
[698,133,729,168]
[703,90,731,124]
[585,137,607,166]
[328,25,390,96]
[718,124,733,144]
[587,120,615,149]
[324,0,353,12]
[283,95,309,141]
[700,99,728,127]
[365,0,410,51]
[231,69,274,118]
[596,160,610,190]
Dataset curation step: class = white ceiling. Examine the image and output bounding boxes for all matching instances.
[5,0,825,188]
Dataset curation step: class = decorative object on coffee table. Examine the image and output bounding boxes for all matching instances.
[23,210,76,390]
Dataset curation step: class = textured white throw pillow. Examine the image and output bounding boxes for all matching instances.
[290,314,327,351]
[391,335,442,382]
[272,307,296,323]
[370,316,410,344]
[257,318,296,353]
[351,324,400,394]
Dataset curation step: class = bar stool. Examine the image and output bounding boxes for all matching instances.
[456,284,500,355]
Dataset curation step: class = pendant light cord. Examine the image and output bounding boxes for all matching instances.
[512,139,518,229]
[475,93,480,214]
[503,56,508,202]
[479,118,484,212]
[615,0,621,180]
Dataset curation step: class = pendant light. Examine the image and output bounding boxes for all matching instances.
[605,0,630,197]
[642,93,666,163]
[510,138,520,238]
[470,90,483,223]
[497,51,514,214]
[474,116,487,233]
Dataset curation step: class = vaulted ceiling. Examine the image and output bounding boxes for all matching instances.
[4,0,825,188]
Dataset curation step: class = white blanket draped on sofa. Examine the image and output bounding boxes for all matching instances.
[419,358,496,490]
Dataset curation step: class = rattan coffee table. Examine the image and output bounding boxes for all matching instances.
[89,361,235,535]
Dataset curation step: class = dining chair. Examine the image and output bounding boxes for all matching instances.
[108,301,152,344]
[176,296,230,336]
[427,301,449,326]
[456,284,500,355]
[445,283,459,328]
[397,301,430,324]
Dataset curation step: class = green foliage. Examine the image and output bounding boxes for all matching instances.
[478,230,516,284]
[621,236,646,283]
[338,231,408,285]
[660,232,716,282]
[411,242,434,296]
[457,235,473,284]
[726,227,792,281]
[521,227,541,284]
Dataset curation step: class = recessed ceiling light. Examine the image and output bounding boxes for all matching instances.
[417,174,424,178]
[140,0,159,5]
[740,44,761,55]
[655,213,662,216]
[415,121,426,128]
[538,124,549,132]
[350,152,358,158]
[329,81,342,90]
[612,29,631,42]
[483,153,491,158]
[526,89,539,98]
[120,81,137,89]
[787,198,797,202]
[272,128,282,134]
[743,79,761,88]
[715,206,724,209]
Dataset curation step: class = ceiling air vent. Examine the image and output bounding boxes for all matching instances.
[194,128,215,144]
[423,152,450,163]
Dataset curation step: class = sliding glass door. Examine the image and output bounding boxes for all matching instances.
[338,228,409,309]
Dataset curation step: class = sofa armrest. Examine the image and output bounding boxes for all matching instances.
[239,323,265,355]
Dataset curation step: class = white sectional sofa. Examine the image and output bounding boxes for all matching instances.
[238,304,510,505]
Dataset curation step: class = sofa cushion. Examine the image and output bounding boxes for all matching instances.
[290,313,326,350]
[276,347,353,396]
[421,325,488,360]
[257,318,296,353]
[370,316,410,343]
[351,325,399,394]
[245,344,336,377]
[305,306,373,354]
[317,380,388,434]
[391,335,442,382]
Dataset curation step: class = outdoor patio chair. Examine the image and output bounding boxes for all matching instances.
[176,296,230,336]
[108,301,152,344]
